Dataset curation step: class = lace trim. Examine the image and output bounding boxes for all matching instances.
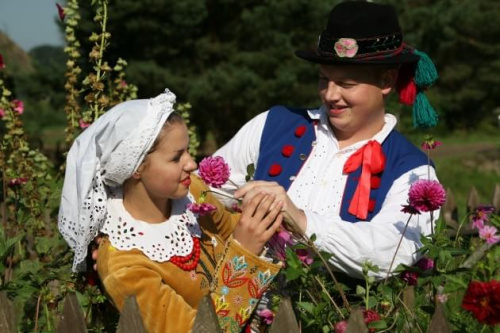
[101,190,202,262]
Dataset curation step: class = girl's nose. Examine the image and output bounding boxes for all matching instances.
[324,81,340,102]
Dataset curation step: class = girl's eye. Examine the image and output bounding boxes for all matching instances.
[172,155,182,162]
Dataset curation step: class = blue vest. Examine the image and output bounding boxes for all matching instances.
[254,105,432,222]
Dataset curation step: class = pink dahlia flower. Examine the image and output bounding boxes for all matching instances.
[408,179,446,213]
[186,202,216,216]
[198,156,230,188]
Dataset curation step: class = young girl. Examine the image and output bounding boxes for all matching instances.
[58,89,283,332]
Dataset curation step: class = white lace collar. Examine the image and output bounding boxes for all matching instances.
[101,189,202,262]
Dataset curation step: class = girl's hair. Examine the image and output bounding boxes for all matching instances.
[147,112,185,154]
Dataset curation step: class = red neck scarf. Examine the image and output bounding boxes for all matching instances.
[343,140,386,220]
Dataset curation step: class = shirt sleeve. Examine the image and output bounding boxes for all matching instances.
[100,237,281,333]
[304,165,439,280]
[207,111,269,206]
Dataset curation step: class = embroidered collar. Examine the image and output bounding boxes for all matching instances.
[101,189,202,262]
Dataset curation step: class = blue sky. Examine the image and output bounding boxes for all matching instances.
[0,0,64,52]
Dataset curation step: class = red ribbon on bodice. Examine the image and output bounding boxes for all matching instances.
[343,140,386,220]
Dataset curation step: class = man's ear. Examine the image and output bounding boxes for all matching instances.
[381,69,398,95]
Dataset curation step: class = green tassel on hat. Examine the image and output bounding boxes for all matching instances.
[413,92,438,128]
[414,49,438,88]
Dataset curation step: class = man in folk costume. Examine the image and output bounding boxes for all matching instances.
[213,1,441,280]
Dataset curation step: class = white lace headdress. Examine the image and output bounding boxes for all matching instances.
[58,89,176,271]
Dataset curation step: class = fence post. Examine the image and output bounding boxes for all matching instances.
[269,297,300,333]
[192,295,222,333]
[116,295,146,333]
[426,303,451,333]
[346,306,368,333]
[56,293,87,333]
[0,291,16,333]
[467,186,480,213]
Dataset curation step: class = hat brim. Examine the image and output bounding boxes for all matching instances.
[295,49,420,65]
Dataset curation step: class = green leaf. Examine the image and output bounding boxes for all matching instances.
[284,268,303,281]
[245,163,255,182]
[297,301,315,315]
[356,285,366,295]
[368,320,387,329]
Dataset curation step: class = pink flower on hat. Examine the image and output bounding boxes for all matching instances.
[334,38,359,58]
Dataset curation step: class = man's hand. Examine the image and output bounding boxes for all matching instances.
[234,181,307,235]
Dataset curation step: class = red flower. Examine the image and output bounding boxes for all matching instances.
[8,177,29,188]
[334,320,347,333]
[56,3,66,21]
[186,203,217,216]
[268,164,282,176]
[12,99,24,115]
[363,309,381,332]
[401,271,418,285]
[415,257,434,271]
[408,179,446,212]
[0,108,5,119]
[79,119,91,129]
[281,145,294,157]
[0,54,5,69]
[198,156,230,188]
[294,125,306,137]
[421,135,442,150]
[471,204,495,230]
[461,280,500,326]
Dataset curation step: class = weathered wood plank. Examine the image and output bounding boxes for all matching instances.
[467,186,480,212]
[116,295,146,333]
[346,306,368,333]
[426,303,451,333]
[269,297,300,333]
[0,291,16,333]
[192,294,222,333]
[492,183,500,213]
[56,293,87,333]
[402,286,415,313]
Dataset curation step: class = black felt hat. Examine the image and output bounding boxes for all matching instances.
[295,1,420,65]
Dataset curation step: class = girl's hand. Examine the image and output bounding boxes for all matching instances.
[234,181,307,235]
[232,192,283,255]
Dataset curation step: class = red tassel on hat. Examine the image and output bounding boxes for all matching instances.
[396,64,417,105]
[398,78,417,105]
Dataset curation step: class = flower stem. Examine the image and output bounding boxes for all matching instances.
[384,214,412,284]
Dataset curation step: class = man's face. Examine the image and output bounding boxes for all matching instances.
[318,64,395,142]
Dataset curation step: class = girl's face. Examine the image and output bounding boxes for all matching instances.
[136,122,197,201]
[318,64,396,141]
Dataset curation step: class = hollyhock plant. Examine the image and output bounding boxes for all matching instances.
[198,156,230,188]
[408,179,446,212]
[295,248,313,265]
[0,108,5,119]
[8,177,29,188]
[79,119,91,129]
[186,202,216,216]
[461,280,500,326]
[0,54,5,69]
[56,3,66,21]
[478,225,500,245]
[12,99,24,115]
[267,227,294,261]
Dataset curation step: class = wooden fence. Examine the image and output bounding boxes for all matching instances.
[0,184,498,333]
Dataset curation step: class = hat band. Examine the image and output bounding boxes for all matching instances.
[317,31,404,60]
